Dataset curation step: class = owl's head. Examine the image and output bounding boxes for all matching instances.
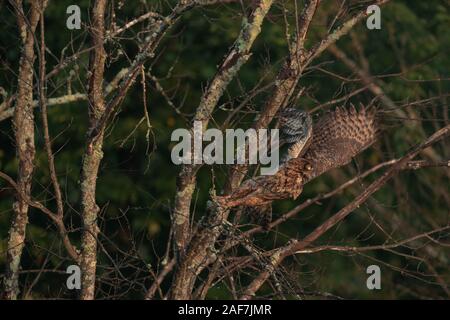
[278,107,313,143]
[277,108,313,163]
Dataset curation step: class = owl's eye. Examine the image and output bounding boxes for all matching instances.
[305,163,312,171]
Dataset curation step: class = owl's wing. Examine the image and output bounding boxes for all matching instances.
[303,106,378,182]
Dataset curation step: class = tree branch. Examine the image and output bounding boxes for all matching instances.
[4,0,45,300]
[170,0,275,299]
[240,123,450,299]
[79,0,108,300]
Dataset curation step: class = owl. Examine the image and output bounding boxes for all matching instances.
[215,105,378,226]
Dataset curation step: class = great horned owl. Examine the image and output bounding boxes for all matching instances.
[215,105,378,226]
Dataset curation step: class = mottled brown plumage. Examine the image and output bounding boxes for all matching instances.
[215,106,378,213]
[216,158,314,208]
[303,105,378,182]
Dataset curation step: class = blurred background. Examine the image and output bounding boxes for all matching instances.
[0,0,449,299]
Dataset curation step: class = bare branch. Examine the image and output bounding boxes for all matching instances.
[79,0,108,300]
[170,0,275,299]
[240,123,450,299]
[4,0,45,300]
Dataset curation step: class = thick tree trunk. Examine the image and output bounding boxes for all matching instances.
[79,0,107,300]
[170,0,275,299]
[4,0,43,300]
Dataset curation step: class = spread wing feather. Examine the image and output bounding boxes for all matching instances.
[303,105,378,182]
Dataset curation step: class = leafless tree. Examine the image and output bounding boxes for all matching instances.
[0,0,448,300]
